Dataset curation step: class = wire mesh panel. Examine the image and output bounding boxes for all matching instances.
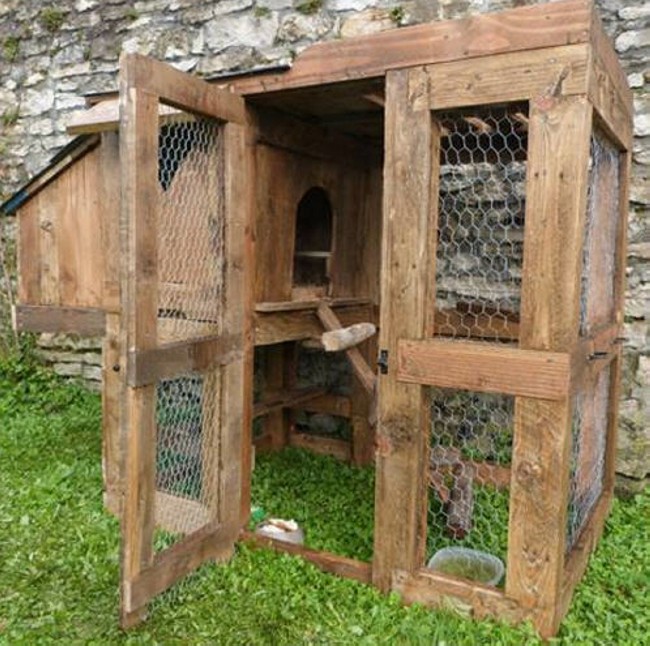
[158,116,225,343]
[579,130,621,336]
[434,104,528,341]
[426,388,512,581]
[153,111,227,546]
[567,366,611,549]
[567,129,621,550]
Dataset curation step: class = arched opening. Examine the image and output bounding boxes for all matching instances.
[292,187,333,293]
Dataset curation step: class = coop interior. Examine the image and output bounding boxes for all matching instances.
[97,77,621,584]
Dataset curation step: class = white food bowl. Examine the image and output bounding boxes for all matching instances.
[255,518,304,545]
[427,547,504,586]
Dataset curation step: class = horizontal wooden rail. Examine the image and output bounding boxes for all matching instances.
[241,530,372,584]
[13,304,106,336]
[398,338,571,400]
[288,433,352,462]
[253,387,326,418]
[255,304,374,346]
[126,521,235,613]
[290,393,352,418]
[427,44,589,110]
[122,53,246,124]
[255,297,371,313]
[392,568,528,625]
[127,333,241,386]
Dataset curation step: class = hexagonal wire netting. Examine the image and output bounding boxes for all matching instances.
[153,110,226,549]
[426,104,528,581]
[567,130,620,550]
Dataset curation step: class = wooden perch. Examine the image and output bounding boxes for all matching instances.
[316,303,377,396]
[321,322,376,352]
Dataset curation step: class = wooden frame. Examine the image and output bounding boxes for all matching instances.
[118,53,254,627]
[10,1,631,639]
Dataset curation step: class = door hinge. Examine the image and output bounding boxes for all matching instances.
[378,349,389,375]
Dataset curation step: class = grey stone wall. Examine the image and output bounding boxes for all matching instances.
[0,0,647,490]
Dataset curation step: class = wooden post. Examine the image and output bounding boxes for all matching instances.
[102,312,122,517]
[119,66,160,626]
[372,68,437,590]
[507,95,592,638]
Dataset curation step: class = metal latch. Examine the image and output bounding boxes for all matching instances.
[378,349,389,374]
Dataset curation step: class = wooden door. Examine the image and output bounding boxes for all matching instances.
[118,53,253,627]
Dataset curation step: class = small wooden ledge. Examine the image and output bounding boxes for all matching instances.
[255,297,371,313]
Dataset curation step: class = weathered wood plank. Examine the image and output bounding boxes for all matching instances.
[587,7,633,150]
[232,0,592,95]
[241,531,372,584]
[254,106,381,166]
[13,304,106,335]
[99,132,121,311]
[67,100,184,135]
[127,333,242,387]
[507,95,592,639]
[255,297,370,313]
[253,387,327,418]
[102,313,122,517]
[221,121,251,534]
[373,69,434,591]
[290,393,351,417]
[127,522,235,612]
[398,339,571,400]
[123,53,246,124]
[118,67,160,625]
[393,569,529,626]
[288,433,352,462]
[255,305,374,345]
[427,44,589,110]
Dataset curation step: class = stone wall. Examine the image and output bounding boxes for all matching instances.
[0,0,647,490]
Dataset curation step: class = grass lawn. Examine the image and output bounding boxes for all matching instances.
[1,359,648,644]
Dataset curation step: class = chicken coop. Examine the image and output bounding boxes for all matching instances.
[4,0,631,638]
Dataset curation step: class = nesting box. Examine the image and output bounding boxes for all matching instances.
[4,0,632,637]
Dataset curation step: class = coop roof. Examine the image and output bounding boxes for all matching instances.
[0,135,99,216]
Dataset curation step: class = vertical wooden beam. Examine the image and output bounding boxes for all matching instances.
[372,68,433,590]
[507,95,592,638]
[220,121,254,534]
[263,344,290,450]
[102,312,122,517]
[118,58,160,626]
[100,131,121,312]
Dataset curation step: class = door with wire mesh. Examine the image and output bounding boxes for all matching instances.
[118,53,252,627]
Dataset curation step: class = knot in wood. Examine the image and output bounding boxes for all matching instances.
[515,460,541,488]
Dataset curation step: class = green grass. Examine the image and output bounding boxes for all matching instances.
[0,359,648,644]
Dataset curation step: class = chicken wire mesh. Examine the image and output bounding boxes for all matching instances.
[567,366,611,550]
[151,109,227,547]
[434,104,528,341]
[424,105,527,583]
[579,129,621,335]
[426,389,512,580]
[157,113,225,343]
[567,129,621,550]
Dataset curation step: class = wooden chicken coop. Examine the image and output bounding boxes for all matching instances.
[4,0,632,638]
